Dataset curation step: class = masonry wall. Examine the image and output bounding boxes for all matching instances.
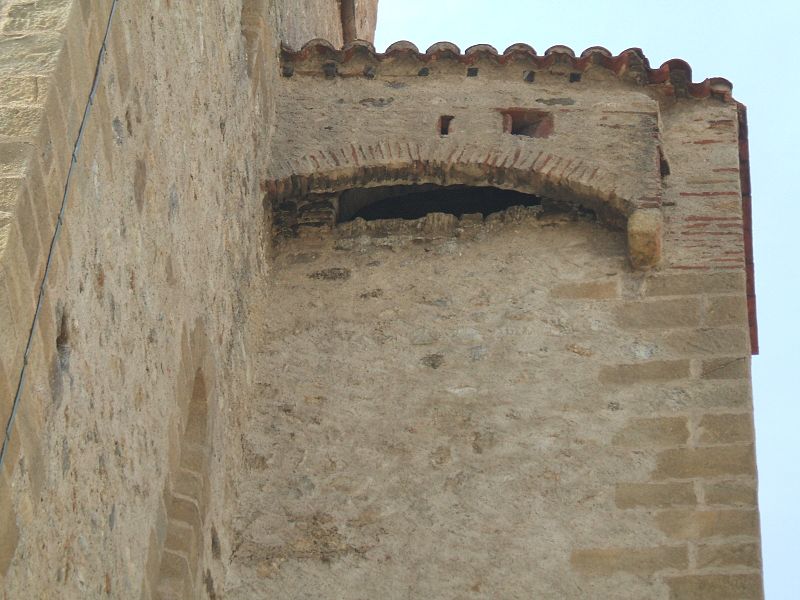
[0,2,761,599]
[0,1,376,597]
[231,211,759,599]
[232,44,760,598]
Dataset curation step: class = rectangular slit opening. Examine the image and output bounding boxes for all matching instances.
[439,115,454,136]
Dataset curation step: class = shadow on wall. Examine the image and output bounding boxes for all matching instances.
[142,322,220,599]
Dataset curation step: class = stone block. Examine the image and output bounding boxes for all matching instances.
[551,279,618,300]
[570,545,687,576]
[0,105,44,139]
[663,327,750,356]
[645,271,746,297]
[599,360,690,385]
[0,142,34,177]
[615,482,696,509]
[697,414,753,444]
[0,33,62,78]
[612,417,689,447]
[0,76,43,105]
[666,574,763,600]
[655,509,758,540]
[14,188,45,280]
[697,542,760,569]
[0,471,20,577]
[615,298,701,329]
[653,445,755,479]
[627,209,662,269]
[0,357,15,436]
[1,1,72,33]
[0,260,23,364]
[703,480,758,507]
[167,494,203,534]
[0,177,23,214]
[704,295,748,327]
[701,357,750,380]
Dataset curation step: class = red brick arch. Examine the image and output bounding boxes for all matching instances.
[267,141,651,223]
[264,140,663,267]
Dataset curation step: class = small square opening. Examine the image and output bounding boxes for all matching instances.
[323,62,338,79]
[501,109,554,138]
[523,70,535,83]
[467,67,479,77]
[418,67,430,76]
[569,72,582,83]
[439,115,455,135]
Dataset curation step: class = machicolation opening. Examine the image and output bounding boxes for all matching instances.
[339,185,542,222]
[270,184,606,239]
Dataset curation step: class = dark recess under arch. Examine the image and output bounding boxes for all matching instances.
[339,184,543,222]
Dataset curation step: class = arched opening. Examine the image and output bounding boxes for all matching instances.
[273,184,602,238]
[265,157,662,267]
[338,184,544,223]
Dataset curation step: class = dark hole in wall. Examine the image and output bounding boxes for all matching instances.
[211,525,221,560]
[658,146,671,177]
[56,309,70,370]
[502,109,554,138]
[439,115,454,135]
[339,185,542,222]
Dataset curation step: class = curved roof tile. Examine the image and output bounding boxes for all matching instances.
[282,39,735,101]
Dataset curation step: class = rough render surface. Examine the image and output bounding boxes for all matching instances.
[229,214,759,599]
[0,0,762,598]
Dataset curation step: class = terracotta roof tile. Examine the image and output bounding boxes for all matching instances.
[282,39,735,101]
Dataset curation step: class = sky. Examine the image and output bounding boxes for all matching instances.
[374,1,799,597]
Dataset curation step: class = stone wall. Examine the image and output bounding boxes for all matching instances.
[0,1,761,598]
[0,0,375,597]
[230,210,759,598]
[234,40,760,598]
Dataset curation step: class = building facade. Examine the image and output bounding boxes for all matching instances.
[0,1,760,598]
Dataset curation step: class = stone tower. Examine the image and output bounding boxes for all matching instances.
[0,1,761,598]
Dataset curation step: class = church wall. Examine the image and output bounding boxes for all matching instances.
[0,0,373,597]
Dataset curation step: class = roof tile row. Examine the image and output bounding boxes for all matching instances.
[281,39,734,101]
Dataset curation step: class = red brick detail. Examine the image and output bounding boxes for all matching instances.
[737,103,758,354]
[264,145,659,228]
[679,191,739,197]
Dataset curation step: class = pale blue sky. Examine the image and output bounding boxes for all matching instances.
[375,1,798,597]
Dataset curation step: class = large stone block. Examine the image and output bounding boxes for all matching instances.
[612,417,689,447]
[645,271,746,297]
[666,574,763,600]
[697,542,760,569]
[615,298,701,329]
[615,482,696,509]
[656,509,759,540]
[653,446,756,479]
[570,545,688,576]
[697,413,753,444]
[703,480,758,507]
[599,360,691,385]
